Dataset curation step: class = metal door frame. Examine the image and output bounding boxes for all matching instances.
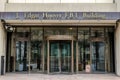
[46,35,76,74]
[90,38,107,73]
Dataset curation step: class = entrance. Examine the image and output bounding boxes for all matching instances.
[49,41,71,73]
[46,35,76,74]
[6,27,115,74]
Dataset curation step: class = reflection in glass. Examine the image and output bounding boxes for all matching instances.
[50,41,71,73]
[91,42,105,72]
[91,28,104,38]
[30,41,42,71]
[61,41,71,72]
[30,28,43,72]
[16,41,29,71]
[15,28,30,72]
[44,27,77,36]
[50,42,59,72]
[78,28,90,71]
[13,27,114,73]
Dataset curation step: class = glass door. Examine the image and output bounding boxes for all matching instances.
[30,41,42,72]
[15,41,29,71]
[91,41,105,72]
[50,42,59,73]
[61,41,71,72]
[15,27,30,72]
[49,40,71,73]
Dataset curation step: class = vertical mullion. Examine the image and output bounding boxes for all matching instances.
[76,41,78,73]
[71,40,74,73]
[13,32,16,72]
[47,40,49,74]
[42,27,45,72]
[28,27,31,73]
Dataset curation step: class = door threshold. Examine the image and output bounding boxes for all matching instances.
[49,72,72,75]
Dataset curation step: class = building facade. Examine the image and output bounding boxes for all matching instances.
[0,0,120,76]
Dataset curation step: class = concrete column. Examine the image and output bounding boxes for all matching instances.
[0,0,7,11]
[115,0,120,12]
[0,21,6,75]
[115,22,120,76]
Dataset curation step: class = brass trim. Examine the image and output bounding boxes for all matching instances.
[45,35,77,40]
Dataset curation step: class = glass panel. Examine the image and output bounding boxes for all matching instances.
[13,27,115,74]
[91,42,105,72]
[30,41,42,72]
[49,41,71,73]
[44,27,77,36]
[15,27,30,72]
[16,41,29,71]
[74,41,76,72]
[78,28,90,72]
[50,42,59,72]
[91,28,104,38]
[61,41,71,72]
[44,41,47,72]
[106,28,115,72]
[30,27,43,72]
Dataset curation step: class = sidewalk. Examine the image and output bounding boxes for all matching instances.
[0,73,120,80]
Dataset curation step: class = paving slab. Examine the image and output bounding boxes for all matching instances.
[0,73,120,80]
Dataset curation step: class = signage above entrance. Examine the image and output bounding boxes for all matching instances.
[0,12,120,20]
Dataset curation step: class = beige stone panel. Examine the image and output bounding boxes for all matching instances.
[0,0,7,11]
[115,22,120,76]
[5,3,116,12]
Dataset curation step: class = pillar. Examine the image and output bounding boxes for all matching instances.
[115,21,120,76]
[0,20,6,75]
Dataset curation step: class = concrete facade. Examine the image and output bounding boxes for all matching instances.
[0,0,7,11]
[0,0,120,76]
[116,0,120,11]
[0,0,119,12]
[5,3,117,12]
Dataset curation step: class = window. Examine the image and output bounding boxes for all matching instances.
[8,0,114,3]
